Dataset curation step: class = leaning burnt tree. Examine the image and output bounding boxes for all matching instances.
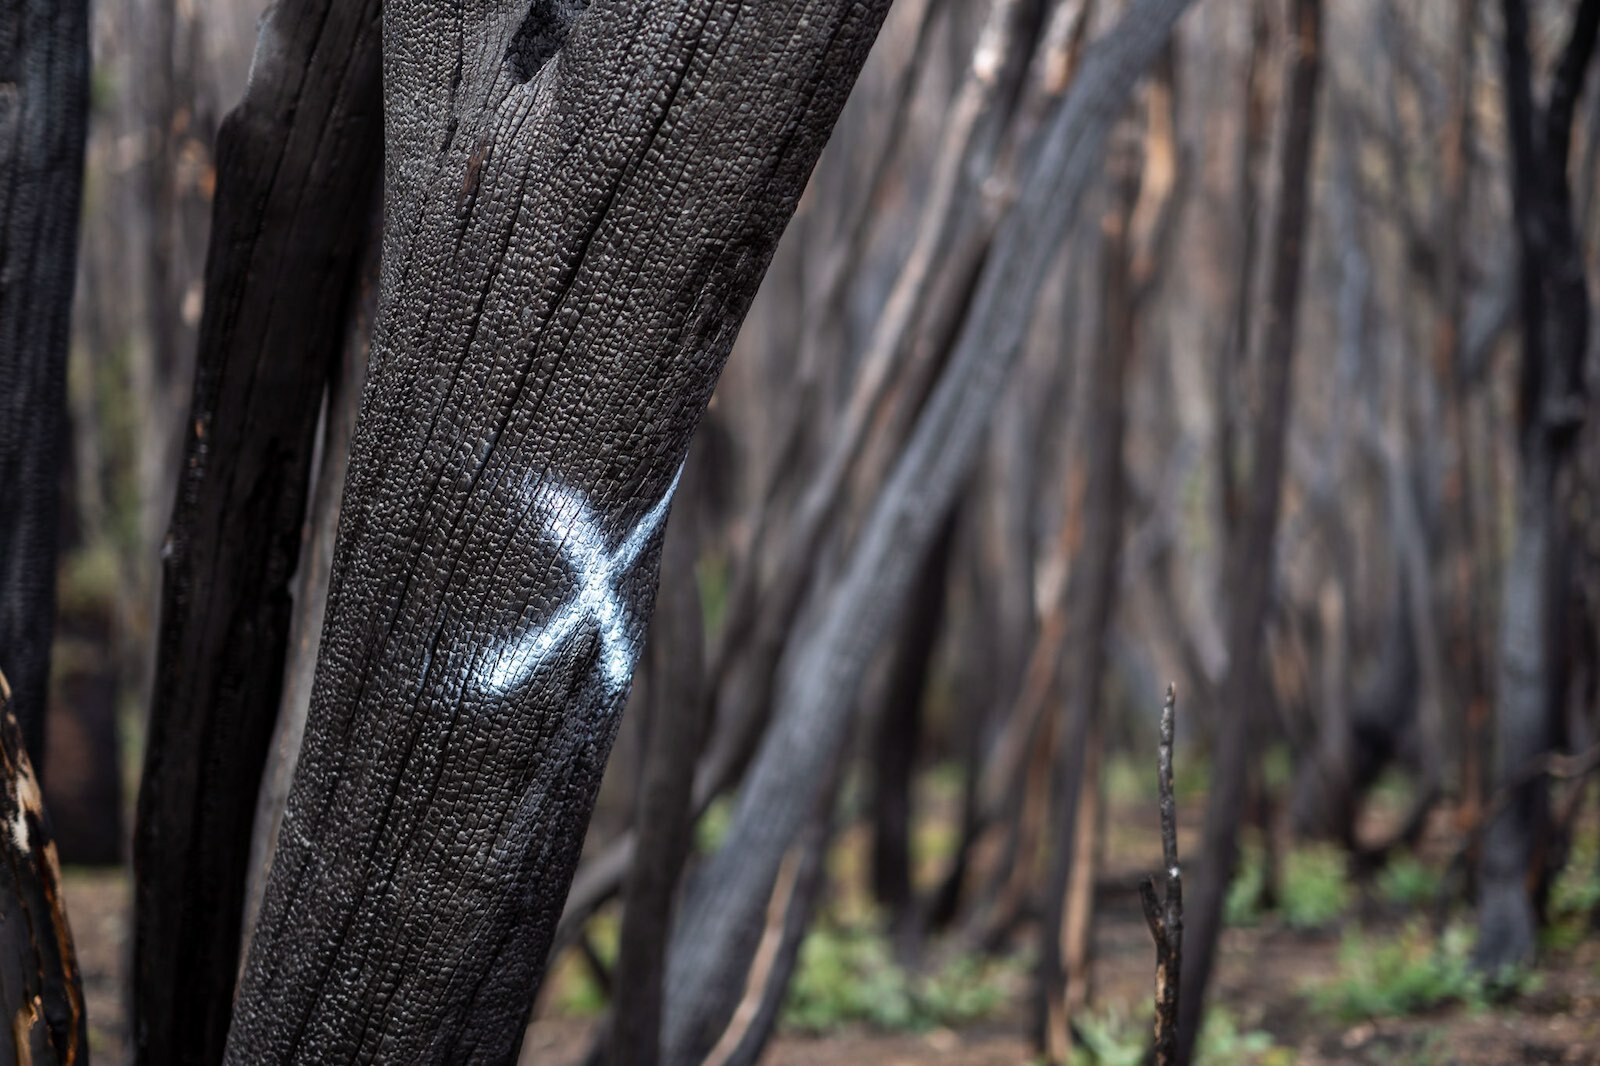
[0,0,90,770]
[1476,0,1599,973]
[195,0,894,1061]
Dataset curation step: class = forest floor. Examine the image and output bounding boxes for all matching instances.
[63,772,1600,1064]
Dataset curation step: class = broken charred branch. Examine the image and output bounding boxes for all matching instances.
[1139,684,1182,1066]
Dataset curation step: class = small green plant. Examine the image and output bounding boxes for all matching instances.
[694,797,733,854]
[1197,1007,1291,1066]
[550,911,620,1017]
[1281,844,1351,929]
[1308,922,1536,1021]
[1542,830,1600,951]
[782,922,1015,1033]
[1550,831,1600,919]
[1377,854,1442,908]
[1225,844,1267,927]
[1070,1001,1147,1066]
[1069,1002,1286,1066]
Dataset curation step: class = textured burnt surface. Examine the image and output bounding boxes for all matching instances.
[224,1,891,1062]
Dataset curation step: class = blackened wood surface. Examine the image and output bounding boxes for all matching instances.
[0,0,89,768]
[0,672,87,1066]
[224,2,892,1061]
[130,0,384,1061]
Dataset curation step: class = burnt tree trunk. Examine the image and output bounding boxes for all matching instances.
[224,2,893,1061]
[0,0,90,768]
[1177,0,1321,1060]
[870,511,958,939]
[1476,0,1599,973]
[0,671,87,1066]
[131,0,384,1059]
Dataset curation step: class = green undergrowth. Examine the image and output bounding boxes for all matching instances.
[1227,841,1352,930]
[1306,921,1539,1022]
[1377,853,1443,909]
[781,919,1020,1034]
[1068,1002,1289,1066]
[1543,827,1600,951]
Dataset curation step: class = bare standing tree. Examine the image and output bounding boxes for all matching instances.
[1178,0,1320,1060]
[1476,0,1600,974]
[0,0,90,768]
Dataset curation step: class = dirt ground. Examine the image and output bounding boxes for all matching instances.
[63,800,1600,1065]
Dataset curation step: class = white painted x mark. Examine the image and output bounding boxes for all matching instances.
[475,464,683,700]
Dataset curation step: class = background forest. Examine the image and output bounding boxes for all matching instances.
[17,0,1600,1062]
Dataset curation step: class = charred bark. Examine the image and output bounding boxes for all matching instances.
[131,0,384,1058]
[1177,0,1321,1060]
[0,0,90,768]
[224,2,892,1061]
[0,672,87,1066]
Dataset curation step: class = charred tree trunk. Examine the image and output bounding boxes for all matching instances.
[0,672,87,1065]
[131,0,384,1058]
[870,511,957,938]
[224,2,892,1061]
[1177,0,1320,1060]
[0,0,90,768]
[1476,0,1599,974]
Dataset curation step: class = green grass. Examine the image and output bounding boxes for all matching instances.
[1282,844,1352,929]
[1377,854,1442,909]
[782,920,1017,1034]
[1227,842,1351,929]
[1069,1002,1288,1066]
[1307,922,1538,1022]
[1543,827,1599,951]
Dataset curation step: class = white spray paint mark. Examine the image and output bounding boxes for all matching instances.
[474,463,683,701]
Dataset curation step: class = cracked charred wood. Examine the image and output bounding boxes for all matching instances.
[1476,0,1600,975]
[1177,0,1320,1060]
[663,1,1199,1060]
[0,0,90,770]
[224,2,892,1061]
[130,0,384,1058]
[0,672,87,1066]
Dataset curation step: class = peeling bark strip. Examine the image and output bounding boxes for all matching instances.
[225,1,892,1061]
[0,672,88,1066]
[130,0,383,1059]
[0,0,90,767]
